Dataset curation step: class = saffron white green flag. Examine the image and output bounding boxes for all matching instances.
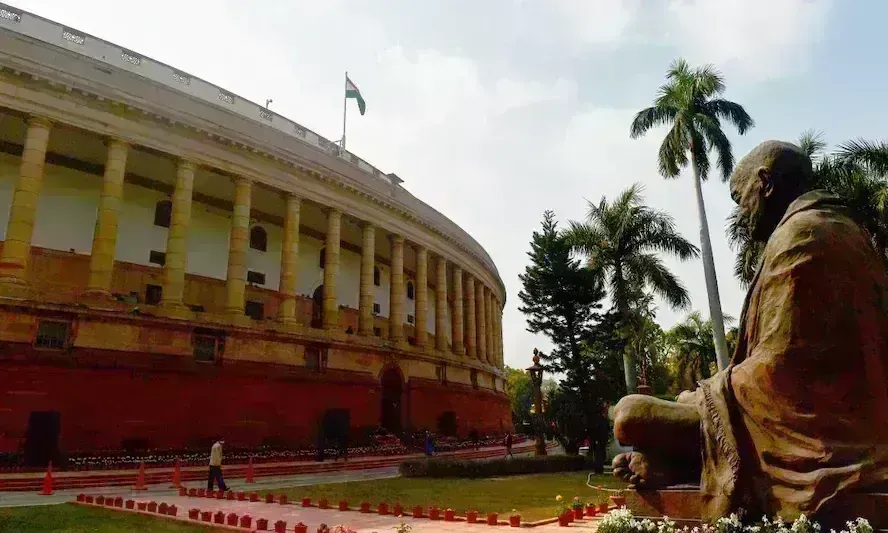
[346,77,366,115]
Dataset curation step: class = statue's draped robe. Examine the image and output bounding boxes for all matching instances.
[699,191,888,521]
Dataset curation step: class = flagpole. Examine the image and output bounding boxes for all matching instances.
[341,71,347,156]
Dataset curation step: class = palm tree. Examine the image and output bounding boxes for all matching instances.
[666,311,734,390]
[630,58,754,372]
[565,184,698,393]
[728,131,888,285]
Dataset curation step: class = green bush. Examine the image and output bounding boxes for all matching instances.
[399,454,590,478]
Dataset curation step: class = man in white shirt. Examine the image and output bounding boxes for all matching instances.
[207,439,229,492]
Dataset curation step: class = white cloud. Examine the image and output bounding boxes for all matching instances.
[547,0,641,44]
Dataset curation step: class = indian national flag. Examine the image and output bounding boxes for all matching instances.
[346,77,366,116]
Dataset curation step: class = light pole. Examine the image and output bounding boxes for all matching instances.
[527,349,547,456]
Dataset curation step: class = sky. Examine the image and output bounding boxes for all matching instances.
[11,0,888,371]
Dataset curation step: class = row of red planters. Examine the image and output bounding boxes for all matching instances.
[179,488,524,526]
[555,505,615,527]
[76,494,301,532]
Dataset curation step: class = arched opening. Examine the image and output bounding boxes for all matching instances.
[249,226,267,252]
[153,200,172,228]
[380,366,404,435]
[406,281,415,300]
[311,285,324,328]
[373,266,381,287]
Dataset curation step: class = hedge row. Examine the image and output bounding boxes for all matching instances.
[399,454,590,478]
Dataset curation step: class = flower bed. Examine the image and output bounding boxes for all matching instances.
[597,508,873,533]
[400,454,588,478]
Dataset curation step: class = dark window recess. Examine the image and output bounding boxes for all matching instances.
[373,327,382,337]
[189,304,205,313]
[249,226,267,252]
[145,284,162,305]
[247,270,266,285]
[372,303,381,315]
[319,247,326,269]
[245,301,265,320]
[407,314,415,325]
[305,347,327,373]
[470,369,479,389]
[34,321,69,350]
[148,250,166,266]
[373,267,381,286]
[407,282,415,300]
[435,365,447,384]
[153,200,172,228]
[193,335,218,362]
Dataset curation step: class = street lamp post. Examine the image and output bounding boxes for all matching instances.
[527,349,547,456]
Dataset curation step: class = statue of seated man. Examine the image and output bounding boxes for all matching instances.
[612,141,888,522]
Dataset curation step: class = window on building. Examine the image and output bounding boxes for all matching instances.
[435,364,447,384]
[406,281,415,300]
[246,270,266,286]
[34,320,70,350]
[470,369,479,389]
[148,250,166,266]
[319,247,326,269]
[245,300,265,320]
[372,302,380,315]
[249,226,267,252]
[407,314,415,325]
[153,200,172,228]
[373,267,381,286]
[305,346,327,373]
[193,335,219,362]
[373,327,381,337]
[145,284,163,305]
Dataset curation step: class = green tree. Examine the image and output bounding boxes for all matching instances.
[630,58,754,372]
[504,366,533,430]
[564,184,698,393]
[666,311,734,390]
[728,131,888,285]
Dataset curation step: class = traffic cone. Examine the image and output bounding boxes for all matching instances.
[39,461,53,495]
[170,458,182,489]
[245,457,254,484]
[133,460,148,490]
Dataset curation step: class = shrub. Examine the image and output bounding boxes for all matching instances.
[399,454,589,478]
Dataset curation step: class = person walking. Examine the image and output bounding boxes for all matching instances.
[503,432,514,459]
[207,438,229,492]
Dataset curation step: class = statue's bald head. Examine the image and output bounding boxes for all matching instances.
[730,140,815,241]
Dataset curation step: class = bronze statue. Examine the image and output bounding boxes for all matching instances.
[612,141,888,522]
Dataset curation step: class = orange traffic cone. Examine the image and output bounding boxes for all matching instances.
[170,458,182,489]
[39,461,53,495]
[133,460,148,490]
[245,457,254,484]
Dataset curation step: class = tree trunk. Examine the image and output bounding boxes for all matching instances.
[691,159,731,370]
[613,268,637,394]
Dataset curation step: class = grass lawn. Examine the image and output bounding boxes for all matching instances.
[0,504,211,532]
[280,472,626,521]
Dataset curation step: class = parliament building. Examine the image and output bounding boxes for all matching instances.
[0,5,510,456]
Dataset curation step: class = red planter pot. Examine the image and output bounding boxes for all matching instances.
[279,494,288,505]
[189,489,197,497]
[227,491,235,500]
[339,500,349,511]
[214,511,225,524]
[319,498,329,509]
[250,492,259,502]
[444,509,455,521]
[487,512,499,525]
[598,503,609,514]
[558,513,570,527]
[378,502,389,515]
[85,496,94,504]
[159,503,169,514]
[466,510,479,523]
[610,496,626,508]
[510,516,521,527]
[585,506,597,517]
[295,523,308,533]
[256,518,269,531]
[573,508,584,520]
[114,497,123,508]
[168,505,177,516]
[360,501,371,513]
[200,511,212,522]
[238,492,246,501]
[302,497,312,507]
[76,494,85,502]
[567,512,574,523]
[240,515,253,528]
[227,513,239,526]
[429,507,440,520]
[197,489,205,497]
[188,508,200,520]
[266,493,275,504]
[96,496,105,505]
[178,487,187,497]
[274,520,287,533]
[125,500,135,510]
[393,503,403,516]
[147,502,158,513]
[137,502,147,511]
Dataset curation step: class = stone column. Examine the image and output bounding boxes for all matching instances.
[225,177,252,316]
[494,298,503,368]
[485,288,495,362]
[0,116,51,296]
[476,282,487,363]
[389,235,405,343]
[414,246,428,347]
[436,256,448,352]
[358,223,376,335]
[277,194,301,325]
[465,275,477,358]
[84,139,129,298]
[160,159,196,309]
[451,265,464,355]
[322,208,341,330]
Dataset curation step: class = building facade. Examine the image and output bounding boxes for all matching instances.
[0,5,510,456]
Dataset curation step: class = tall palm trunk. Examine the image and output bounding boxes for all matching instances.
[613,266,637,393]
[691,158,731,370]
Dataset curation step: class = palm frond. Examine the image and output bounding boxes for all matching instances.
[630,105,678,139]
[625,253,692,310]
[837,138,888,176]
[798,129,826,159]
[703,99,754,135]
[697,114,735,181]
